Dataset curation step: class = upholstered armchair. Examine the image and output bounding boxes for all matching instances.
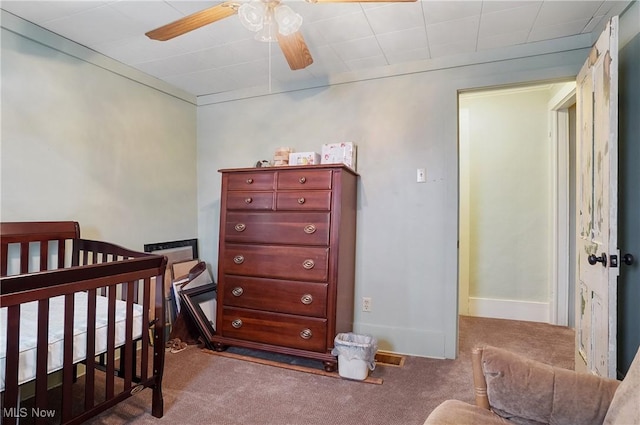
[425,345,639,425]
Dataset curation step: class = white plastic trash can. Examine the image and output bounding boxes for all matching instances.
[331,333,378,380]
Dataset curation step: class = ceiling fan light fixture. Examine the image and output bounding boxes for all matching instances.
[238,1,266,32]
[274,5,303,36]
[254,8,278,42]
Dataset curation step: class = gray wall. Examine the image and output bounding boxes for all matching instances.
[1,24,198,250]
[197,48,589,358]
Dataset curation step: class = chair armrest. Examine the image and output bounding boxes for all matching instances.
[477,346,620,425]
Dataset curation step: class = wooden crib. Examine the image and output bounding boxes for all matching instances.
[0,221,167,425]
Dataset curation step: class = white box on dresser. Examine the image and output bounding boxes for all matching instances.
[289,152,321,165]
[320,142,357,170]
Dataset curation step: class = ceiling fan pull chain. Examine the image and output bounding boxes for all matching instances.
[268,33,272,93]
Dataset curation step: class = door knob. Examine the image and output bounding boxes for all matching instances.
[622,253,635,266]
[588,253,607,267]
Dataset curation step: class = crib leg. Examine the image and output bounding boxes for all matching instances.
[152,385,164,418]
[151,346,164,418]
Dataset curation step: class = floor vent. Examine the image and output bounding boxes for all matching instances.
[375,351,405,367]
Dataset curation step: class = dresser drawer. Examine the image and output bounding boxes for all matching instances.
[276,191,331,211]
[226,191,274,210]
[223,275,328,317]
[227,172,275,191]
[277,169,332,190]
[222,307,327,352]
[223,244,329,282]
[225,212,330,245]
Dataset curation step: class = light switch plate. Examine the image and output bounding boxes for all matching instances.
[417,168,426,183]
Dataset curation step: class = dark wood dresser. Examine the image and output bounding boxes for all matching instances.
[213,164,358,371]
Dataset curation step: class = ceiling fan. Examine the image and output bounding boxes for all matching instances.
[145,0,417,71]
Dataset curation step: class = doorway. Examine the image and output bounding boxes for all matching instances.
[458,82,575,325]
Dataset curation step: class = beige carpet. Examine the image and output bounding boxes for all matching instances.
[83,315,574,425]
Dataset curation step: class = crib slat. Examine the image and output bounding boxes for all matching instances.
[85,289,98,410]
[39,240,48,271]
[124,281,135,388]
[58,239,66,269]
[71,238,79,267]
[97,251,106,297]
[4,305,20,425]
[106,285,117,399]
[1,241,8,276]
[133,280,140,304]
[61,293,75,423]
[35,299,50,425]
[20,242,29,274]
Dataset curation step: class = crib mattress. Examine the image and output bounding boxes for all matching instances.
[0,292,143,392]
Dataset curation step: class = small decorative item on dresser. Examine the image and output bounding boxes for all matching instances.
[321,142,357,170]
[289,152,321,165]
[273,147,293,166]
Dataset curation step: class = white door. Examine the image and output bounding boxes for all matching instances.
[575,17,619,378]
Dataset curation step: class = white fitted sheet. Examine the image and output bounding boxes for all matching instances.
[0,292,143,392]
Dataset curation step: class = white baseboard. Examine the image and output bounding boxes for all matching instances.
[468,297,550,323]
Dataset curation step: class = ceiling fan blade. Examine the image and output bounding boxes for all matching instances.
[277,31,314,71]
[146,2,239,41]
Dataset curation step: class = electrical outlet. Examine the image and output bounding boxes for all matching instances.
[362,297,372,312]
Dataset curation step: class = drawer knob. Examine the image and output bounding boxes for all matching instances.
[246,178,253,184]
[233,255,245,264]
[301,294,313,305]
[300,329,313,340]
[299,176,307,184]
[302,259,315,270]
[244,197,253,204]
[303,224,316,234]
[297,197,306,205]
[231,319,243,329]
[232,287,244,297]
[234,223,246,232]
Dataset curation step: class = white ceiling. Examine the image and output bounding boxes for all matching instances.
[1,1,632,99]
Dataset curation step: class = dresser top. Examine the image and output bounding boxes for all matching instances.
[218,164,358,176]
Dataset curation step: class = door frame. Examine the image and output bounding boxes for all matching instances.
[457,82,576,324]
[548,84,577,326]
